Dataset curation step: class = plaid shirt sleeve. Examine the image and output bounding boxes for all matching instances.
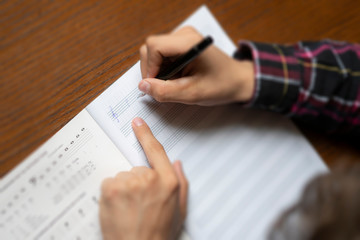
[234,40,360,134]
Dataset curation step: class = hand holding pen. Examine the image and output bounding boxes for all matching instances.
[138,26,255,106]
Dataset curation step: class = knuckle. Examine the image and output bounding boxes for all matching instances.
[101,179,116,200]
[154,95,166,103]
[145,36,157,49]
[180,26,202,40]
[154,83,168,102]
[131,166,144,172]
[139,44,147,56]
[165,176,180,192]
[148,140,165,153]
[146,137,164,152]
[144,170,157,183]
[127,178,141,192]
[182,25,196,33]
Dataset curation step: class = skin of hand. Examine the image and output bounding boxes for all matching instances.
[139,26,255,106]
[99,117,188,240]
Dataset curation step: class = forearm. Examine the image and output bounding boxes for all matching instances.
[235,40,360,134]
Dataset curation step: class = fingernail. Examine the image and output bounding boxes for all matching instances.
[133,117,144,127]
[139,80,150,94]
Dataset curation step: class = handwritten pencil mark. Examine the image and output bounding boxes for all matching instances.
[109,106,119,122]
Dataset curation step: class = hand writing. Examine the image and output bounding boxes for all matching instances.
[139,26,254,106]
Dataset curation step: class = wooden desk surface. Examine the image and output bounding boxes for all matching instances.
[1,0,360,177]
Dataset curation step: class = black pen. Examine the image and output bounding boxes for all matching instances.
[156,36,213,80]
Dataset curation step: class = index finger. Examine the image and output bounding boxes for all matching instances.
[145,29,203,78]
[131,117,174,176]
[145,35,192,78]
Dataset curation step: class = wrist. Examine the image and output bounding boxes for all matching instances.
[232,59,255,103]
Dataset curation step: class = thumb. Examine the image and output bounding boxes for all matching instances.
[138,77,194,103]
[173,160,188,221]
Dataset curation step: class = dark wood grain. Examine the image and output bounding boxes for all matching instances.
[1,0,360,177]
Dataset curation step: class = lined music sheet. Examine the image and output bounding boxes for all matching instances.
[0,110,131,240]
[86,5,236,167]
[173,107,327,239]
[86,6,328,240]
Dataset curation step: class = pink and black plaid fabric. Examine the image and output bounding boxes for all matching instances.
[235,40,360,134]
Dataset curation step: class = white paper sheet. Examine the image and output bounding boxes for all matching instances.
[0,110,131,240]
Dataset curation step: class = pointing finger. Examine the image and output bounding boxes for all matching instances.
[132,117,174,177]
